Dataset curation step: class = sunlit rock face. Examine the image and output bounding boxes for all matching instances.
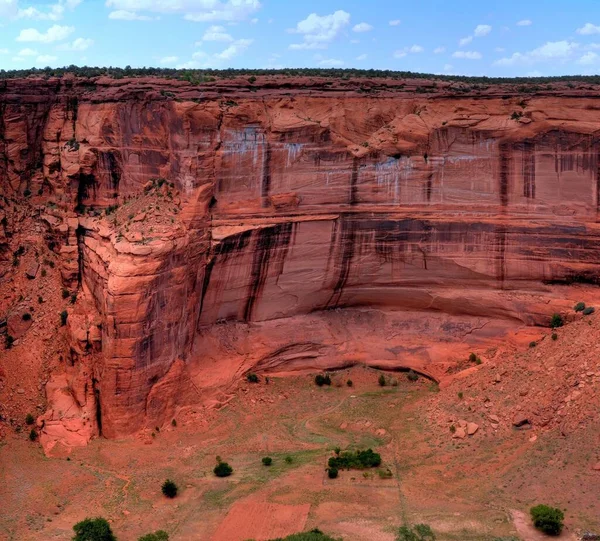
[2,76,600,438]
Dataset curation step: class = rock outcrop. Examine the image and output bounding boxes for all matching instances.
[2,75,600,440]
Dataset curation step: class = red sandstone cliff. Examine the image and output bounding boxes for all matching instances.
[1,75,600,448]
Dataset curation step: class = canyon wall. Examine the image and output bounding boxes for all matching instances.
[2,76,600,439]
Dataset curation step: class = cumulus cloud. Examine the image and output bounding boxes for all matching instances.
[433,46,445,54]
[356,53,367,60]
[16,24,74,43]
[0,48,8,54]
[494,40,578,65]
[389,19,400,26]
[459,36,473,46]
[517,19,532,26]
[352,22,372,33]
[106,0,261,23]
[215,38,253,60]
[578,51,598,64]
[109,10,155,20]
[200,25,233,42]
[17,47,38,56]
[318,58,344,67]
[577,23,600,35]
[288,10,350,50]
[58,37,94,51]
[17,0,80,21]
[394,44,424,58]
[36,54,57,63]
[452,50,482,59]
[159,55,178,64]
[474,24,492,37]
[0,0,18,19]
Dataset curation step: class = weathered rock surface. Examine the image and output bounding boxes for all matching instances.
[3,76,600,439]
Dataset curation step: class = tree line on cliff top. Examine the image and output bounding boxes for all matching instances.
[1,65,600,86]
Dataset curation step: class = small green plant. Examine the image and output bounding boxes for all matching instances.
[25,413,34,425]
[550,313,563,328]
[315,374,331,386]
[73,517,116,541]
[247,373,259,383]
[29,429,37,441]
[407,370,419,382]
[214,461,233,477]
[262,457,272,466]
[70,293,78,304]
[574,302,586,312]
[457,392,463,399]
[327,448,381,470]
[284,456,293,464]
[450,424,456,433]
[511,111,523,121]
[378,374,386,387]
[60,310,68,326]
[530,504,564,536]
[583,306,595,316]
[346,379,353,387]
[529,341,537,348]
[22,312,31,321]
[41,268,47,277]
[468,352,477,362]
[5,335,14,349]
[248,75,257,84]
[171,419,177,427]
[138,531,169,541]
[161,479,178,498]
[396,523,436,541]
[62,288,70,299]
[333,447,341,455]
[378,467,393,479]
[551,333,558,341]
[38,296,44,303]
[327,467,338,479]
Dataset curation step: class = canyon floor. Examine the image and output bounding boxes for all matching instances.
[3,314,600,541]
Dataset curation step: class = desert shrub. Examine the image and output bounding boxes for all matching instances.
[38,296,44,303]
[25,413,34,425]
[246,373,259,383]
[29,429,37,441]
[41,268,47,277]
[248,76,257,83]
[583,306,595,316]
[529,341,537,348]
[457,392,463,399]
[378,374,386,386]
[407,370,419,382]
[315,374,331,386]
[469,352,477,362]
[396,523,436,541]
[214,462,233,477]
[70,293,78,304]
[62,288,70,299]
[161,479,178,498]
[267,530,340,541]
[284,456,293,464]
[450,425,456,433]
[138,531,169,541]
[327,467,338,479]
[73,517,116,541]
[60,310,68,326]
[22,312,31,321]
[550,313,563,328]
[5,335,14,349]
[530,504,564,535]
[262,457,272,466]
[574,302,586,312]
[551,333,558,341]
[171,419,177,427]
[346,379,353,387]
[377,467,393,479]
[328,448,381,470]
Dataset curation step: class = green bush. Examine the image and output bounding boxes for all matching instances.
[469,352,477,362]
[247,373,259,383]
[5,335,14,349]
[574,302,586,312]
[138,531,169,541]
[327,467,338,479]
[62,288,70,299]
[551,333,558,341]
[284,456,293,464]
[328,448,381,470]
[378,374,386,386]
[550,314,563,328]
[214,462,233,477]
[29,429,38,441]
[25,413,34,425]
[529,341,537,348]
[262,456,272,466]
[396,523,436,541]
[346,379,353,387]
[315,374,331,386]
[530,504,564,535]
[60,310,68,326]
[161,479,178,498]
[265,530,340,541]
[73,517,117,541]
[583,306,595,316]
[22,312,31,321]
[407,370,419,382]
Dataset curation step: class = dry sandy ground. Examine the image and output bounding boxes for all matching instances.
[2,363,600,541]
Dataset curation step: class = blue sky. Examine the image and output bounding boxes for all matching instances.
[1,0,600,76]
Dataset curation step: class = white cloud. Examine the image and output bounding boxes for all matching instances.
[494,40,578,66]
[389,19,401,26]
[250,17,258,24]
[517,19,532,26]
[17,47,38,56]
[577,23,600,35]
[16,0,80,21]
[200,25,233,42]
[288,10,350,50]
[452,50,482,59]
[106,0,261,23]
[350,39,359,44]
[474,24,492,37]
[443,63,453,72]
[0,0,18,19]
[494,47,505,52]
[459,36,473,46]
[394,44,424,58]
[353,22,373,33]
[0,48,8,54]
[58,37,93,51]
[108,10,154,20]
[356,53,367,61]
[215,38,253,60]
[177,37,253,68]
[16,24,74,43]
[433,46,445,54]
[36,54,57,63]
[578,51,598,65]
[318,58,344,67]
[159,55,178,64]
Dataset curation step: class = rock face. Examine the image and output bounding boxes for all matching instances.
[3,76,600,438]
